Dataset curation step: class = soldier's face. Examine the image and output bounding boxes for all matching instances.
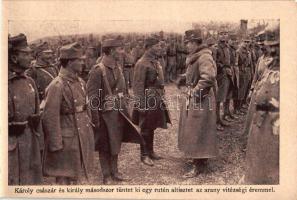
[40,51,53,63]
[112,46,125,60]
[14,50,33,69]
[151,42,162,56]
[186,41,197,54]
[69,58,84,73]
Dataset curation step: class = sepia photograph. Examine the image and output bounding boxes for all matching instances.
[1,0,297,199]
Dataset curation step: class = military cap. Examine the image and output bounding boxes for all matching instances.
[35,41,53,56]
[102,38,124,48]
[59,42,84,59]
[243,36,251,42]
[184,29,202,43]
[264,31,279,46]
[144,35,160,47]
[8,33,32,52]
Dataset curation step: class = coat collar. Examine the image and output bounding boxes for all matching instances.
[101,55,117,69]
[8,64,27,80]
[35,59,51,68]
[142,51,158,63]
[59,67,79,82]
[186,44,211,66]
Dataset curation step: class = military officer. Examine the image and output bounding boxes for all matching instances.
[234,38,251,115]
[166,37,178,82]
[223,33,239,121]
[42,42,94,185]
[132,35,171,166]
[8,33,43,185]
[215,30,232,131]
[123,42,135,89]
[245,34,279,184]
[26,41,59,101]
[177,29,217,178]
[81,46,97,81]
[242,31,274,138]
[131,39,145,64]
[87,38,142,184]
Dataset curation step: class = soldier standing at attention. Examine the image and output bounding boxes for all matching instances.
[8,33,43,185]
[42,42,94,185]
[87,38,141,184]
[133,35,171,167]
[215,30,232,131]
[245,33,279,184]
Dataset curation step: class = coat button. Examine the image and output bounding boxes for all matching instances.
[74,99,77,102]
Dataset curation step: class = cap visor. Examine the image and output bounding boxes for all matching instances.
[18,46,33,52]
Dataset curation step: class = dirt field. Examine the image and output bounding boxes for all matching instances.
[45,83,248,185]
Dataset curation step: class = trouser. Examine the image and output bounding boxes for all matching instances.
[123,66,133,88]
[99,151,119,178]
[140,129,155,157]
[193,158,208,169]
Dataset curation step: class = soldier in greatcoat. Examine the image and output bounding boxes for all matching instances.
[26,42,59,155]
[8,33,43,185]
[132,36,171,167]
[176,30,217,178]
[42,42,94,185]
[245,36,279,184]
[87,38,142,184]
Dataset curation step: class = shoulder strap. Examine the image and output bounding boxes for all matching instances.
[39,67,55,79]
[98,63,113,95]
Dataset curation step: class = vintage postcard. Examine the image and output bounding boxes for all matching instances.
[1,0,297,199]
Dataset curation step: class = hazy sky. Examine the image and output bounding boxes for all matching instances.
[5,1,281,41]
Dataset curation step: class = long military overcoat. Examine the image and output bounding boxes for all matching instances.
[245,63,279,184]
[132,51,171,131]
[42,68,94,179]
[178,45,217,158]
[87,55,142,155]
[8,69,43,185]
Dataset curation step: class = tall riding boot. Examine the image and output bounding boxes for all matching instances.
[148,132,162,160]
[140,130,154,166]
[110,154,129,181]
[99,151,113,184]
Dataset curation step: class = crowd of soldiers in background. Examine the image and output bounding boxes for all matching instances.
[28,29,270,131]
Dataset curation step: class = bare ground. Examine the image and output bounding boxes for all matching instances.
[44,83,248,185]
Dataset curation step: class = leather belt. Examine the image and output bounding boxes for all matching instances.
[61,104,87,115]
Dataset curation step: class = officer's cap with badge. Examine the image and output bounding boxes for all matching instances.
[59,42,86,60]
[8,33,32,53]
[184,29,202,43]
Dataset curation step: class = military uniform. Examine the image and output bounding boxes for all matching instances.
[245,58,279,184]
[177,30,217,178]
[166,41,177,81]
[42,43,94,184]
[87,39,141,184]
[133,36,171,166]
[8,34,43,185]
[235,44,251,111]
[123,46,135,88]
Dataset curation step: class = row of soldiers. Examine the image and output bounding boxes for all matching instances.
[8,25,279,185]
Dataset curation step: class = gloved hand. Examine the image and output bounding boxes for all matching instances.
[28,113,41,131]
[9,123,27,136]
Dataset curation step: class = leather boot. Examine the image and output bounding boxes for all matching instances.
[111,155,130,181]
[148,133,163,160]
[99,151,113,183]
[140,134,154,166]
